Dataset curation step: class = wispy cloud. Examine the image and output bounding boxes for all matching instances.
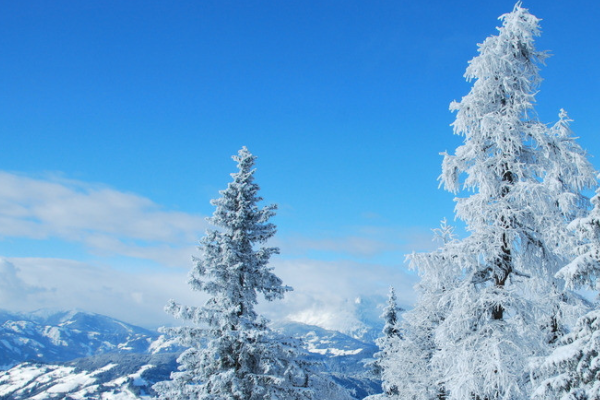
[5,257,196,328]
[0,172,432,329]
[4,255,420,330]
[257,257,419,332]
[282,235,399,258]
[0,172,208,266]
[276,225,439,260]
[269,258,418,310]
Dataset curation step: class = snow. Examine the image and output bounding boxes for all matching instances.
[91,363,118,376]
[0,360,167,400]
[45,370,97,394]
[543,342,581,367]
[148,335,179,354]
[131,364,153,386]
[289,309,362,333]
[0,364,52,396]
[100,391,141,400]
[308,347,363,356]
[44,326,68,346]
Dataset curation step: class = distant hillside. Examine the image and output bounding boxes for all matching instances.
[0,309,382,399]
[0,353,178,400]
[0,309,165,369]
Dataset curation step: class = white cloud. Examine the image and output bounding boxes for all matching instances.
[258,226,433,332]
[276,225,439,259]
[0,172,208,266]
[5,257,199,328]
[257,257,419,332]
[3,255,420,331]
[0,172,430,330]
[282,235,398,258]
[0,258,47,305]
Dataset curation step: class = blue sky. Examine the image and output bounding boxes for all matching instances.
[1,1,599,328]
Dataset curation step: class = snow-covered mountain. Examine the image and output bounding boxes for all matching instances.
[0,309,382,399]
[275,321,381,398]
[0,309,163,370]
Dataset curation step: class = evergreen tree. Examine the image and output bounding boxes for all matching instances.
[373,286,404,397]
[153,147,351,400]
[409,4,595,400]
[381,287,402,341]
[533,188,600,400]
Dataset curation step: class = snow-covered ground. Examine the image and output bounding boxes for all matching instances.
[0,361,159,399]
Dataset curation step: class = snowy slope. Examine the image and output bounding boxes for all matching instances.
[0,353,177,400]
[0,330,379,400]
[276,321,381,398]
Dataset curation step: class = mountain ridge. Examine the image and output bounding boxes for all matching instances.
[0,308,382,398]
[0,309,160,370]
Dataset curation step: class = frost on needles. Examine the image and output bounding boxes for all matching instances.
[533,188,600,399]
[153,147,351,400]
[376,3,597,400]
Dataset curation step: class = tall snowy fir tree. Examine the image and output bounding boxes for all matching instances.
[153,147,351,400]
[533,186,600,400]
[404,4,596,400]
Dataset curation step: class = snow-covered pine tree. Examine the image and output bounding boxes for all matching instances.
[381,287,402,341]
[533,187,600,400]
[408,4,596,400]
[153,147,351,400]
[372,287,404,397]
